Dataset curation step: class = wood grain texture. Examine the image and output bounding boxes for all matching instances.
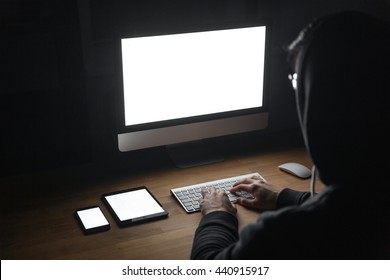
[0,147,323,259]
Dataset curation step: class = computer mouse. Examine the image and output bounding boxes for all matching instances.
[278,162,312,179]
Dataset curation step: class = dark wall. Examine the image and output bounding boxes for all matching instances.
[78,0,388,164]
[1,0,387,177]
[1,0,90,176]
[78,0,284,163]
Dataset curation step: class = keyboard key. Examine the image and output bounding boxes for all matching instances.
[171,172,263,213]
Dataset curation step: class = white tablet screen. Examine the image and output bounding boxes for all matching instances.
[104,188,165,221]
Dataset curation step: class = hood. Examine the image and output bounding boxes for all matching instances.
[293,11,389,185]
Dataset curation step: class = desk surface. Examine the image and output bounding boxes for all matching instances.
[0,146,324,259]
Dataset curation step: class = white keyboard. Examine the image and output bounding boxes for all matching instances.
[170,172,264,213]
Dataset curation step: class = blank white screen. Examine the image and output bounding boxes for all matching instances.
[105,189,165,221]
[77,207,109,230]
[121,26,266,126]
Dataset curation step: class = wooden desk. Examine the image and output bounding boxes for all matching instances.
[0,146,324,259]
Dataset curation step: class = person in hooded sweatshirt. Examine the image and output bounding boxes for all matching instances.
[190,11,390,260]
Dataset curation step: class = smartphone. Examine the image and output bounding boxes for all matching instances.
[75,206,110,234]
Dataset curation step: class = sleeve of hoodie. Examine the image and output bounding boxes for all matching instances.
[276,188,311,208]
[190,188,311,259]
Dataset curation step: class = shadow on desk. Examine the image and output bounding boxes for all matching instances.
[0,146,323,259]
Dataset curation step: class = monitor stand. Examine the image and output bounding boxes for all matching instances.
[166,140,224,168]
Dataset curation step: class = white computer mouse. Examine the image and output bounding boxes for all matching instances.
[278,162,312,179]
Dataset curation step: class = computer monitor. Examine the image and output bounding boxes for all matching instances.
[116,21,270,167]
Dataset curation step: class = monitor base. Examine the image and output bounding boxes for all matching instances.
[166,140,224,169]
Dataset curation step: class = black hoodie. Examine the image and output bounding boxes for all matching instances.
[191,11,390,260]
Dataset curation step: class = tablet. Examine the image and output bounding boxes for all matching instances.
[102,186,168,227]
[75,206,110,234]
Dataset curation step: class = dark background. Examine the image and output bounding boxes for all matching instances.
[1,0,388,177]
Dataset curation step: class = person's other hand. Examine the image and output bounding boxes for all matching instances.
[200,187,237,216]
[231,176,283,211]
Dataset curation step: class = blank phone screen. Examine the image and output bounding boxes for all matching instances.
[76,207,109,230]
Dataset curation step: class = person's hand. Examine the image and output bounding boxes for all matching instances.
[231,175,283,211]
[200,187,237,216]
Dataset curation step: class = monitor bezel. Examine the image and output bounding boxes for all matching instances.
[115,19,272,147]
